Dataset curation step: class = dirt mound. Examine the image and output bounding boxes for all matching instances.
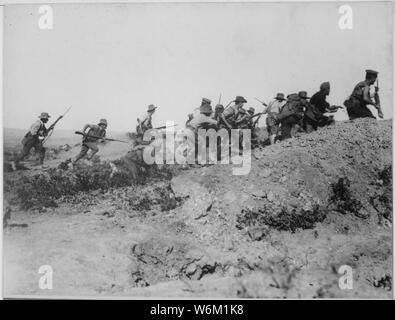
[3,119,392,298]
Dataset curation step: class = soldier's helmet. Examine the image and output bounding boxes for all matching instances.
[201,98,212,105]
[320,82,330,91]
[38,112,51,119]
[248,107,255,114]
[148,104,157,112]
[365,69,378,79]
[200,104,213,114]
[298,91,310,100]
[235,96,247,104]
[274,93,286,101]
[99,118,108,126]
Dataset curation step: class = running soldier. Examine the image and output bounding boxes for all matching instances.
[137,104,157,135]
[12,112,52,170]
[73,119,108,163]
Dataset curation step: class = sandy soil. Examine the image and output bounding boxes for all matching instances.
[2,119,392,298]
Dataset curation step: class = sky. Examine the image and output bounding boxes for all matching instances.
[2,2,393,132]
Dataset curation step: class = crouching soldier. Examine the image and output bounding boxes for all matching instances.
[305,82,339,132]
[73,119,108,164]
[187,98,218,131]
[12,112,51,170]
[120,133,154,182]
[222,96,248,129]
[344,69,383,120]
[278,92,307,140]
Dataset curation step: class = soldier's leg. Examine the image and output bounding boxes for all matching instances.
[33,142,46,164]
[269,124,279,145]
[86,142,99,160]
[14,135,36,163]
[74,144,89,163]
[281,118,293,140]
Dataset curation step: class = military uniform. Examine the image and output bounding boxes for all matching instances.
[222,96,247,129]
[137,104,157,134]
[74,119,107,163]
[346,82,375,120]
[345,70,379,120]
[14,112,51,166]
[265,93,286,136]
[279,92,307,140]
[187,99,217,131]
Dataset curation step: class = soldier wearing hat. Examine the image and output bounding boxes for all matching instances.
[235,106,254,129]
[12,112,52,169]
[344,69,383,120]
[277,92,307,140]
[212,103,233,130]
[263,93,287,144]
[187,98,218,131]
[137,104,157,135]
[222,96,247,129]
[73,119,108,163]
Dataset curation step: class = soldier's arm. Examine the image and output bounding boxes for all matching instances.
[82,124,92,133]
[30,120,42,136]
[220,114,232,129]
[363,86,376,106]
[235,115,248,124]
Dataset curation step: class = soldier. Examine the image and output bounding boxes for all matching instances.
[246,107,256,128]
[222,96,247,129]
[305,82,339,132]
[278,92,307,140]
[12,112,52,170]
[235,107,248,128]
[187,98,218,131]
[344,69,384,120]
[73,119,108,164]
[263,93,287,144]
[137,104,157,135]
[213,104,233,130]
[120,133,153,181]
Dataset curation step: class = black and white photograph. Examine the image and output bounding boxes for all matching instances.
[1,1,393,301]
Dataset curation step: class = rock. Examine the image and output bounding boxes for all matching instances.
[261,169,272,178]
[185,263,198,276]
[248,227,267,241]
[267,191,276,202]
[279,176,287,183]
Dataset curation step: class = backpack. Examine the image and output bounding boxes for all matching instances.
[277,93,303,121]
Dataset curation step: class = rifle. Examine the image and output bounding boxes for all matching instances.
[42,106,72,144]
[218,93,222,105]
[255,97,268,107]
[224,100,235,110]
[75,131,128,143]
[249,112,264,120]
[375,79,384,119]
[153,124,178,130]
[251,112,264,127]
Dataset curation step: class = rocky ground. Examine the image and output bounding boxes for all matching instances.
[2,119,393,298]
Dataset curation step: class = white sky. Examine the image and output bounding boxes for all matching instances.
[3,2,393,132]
